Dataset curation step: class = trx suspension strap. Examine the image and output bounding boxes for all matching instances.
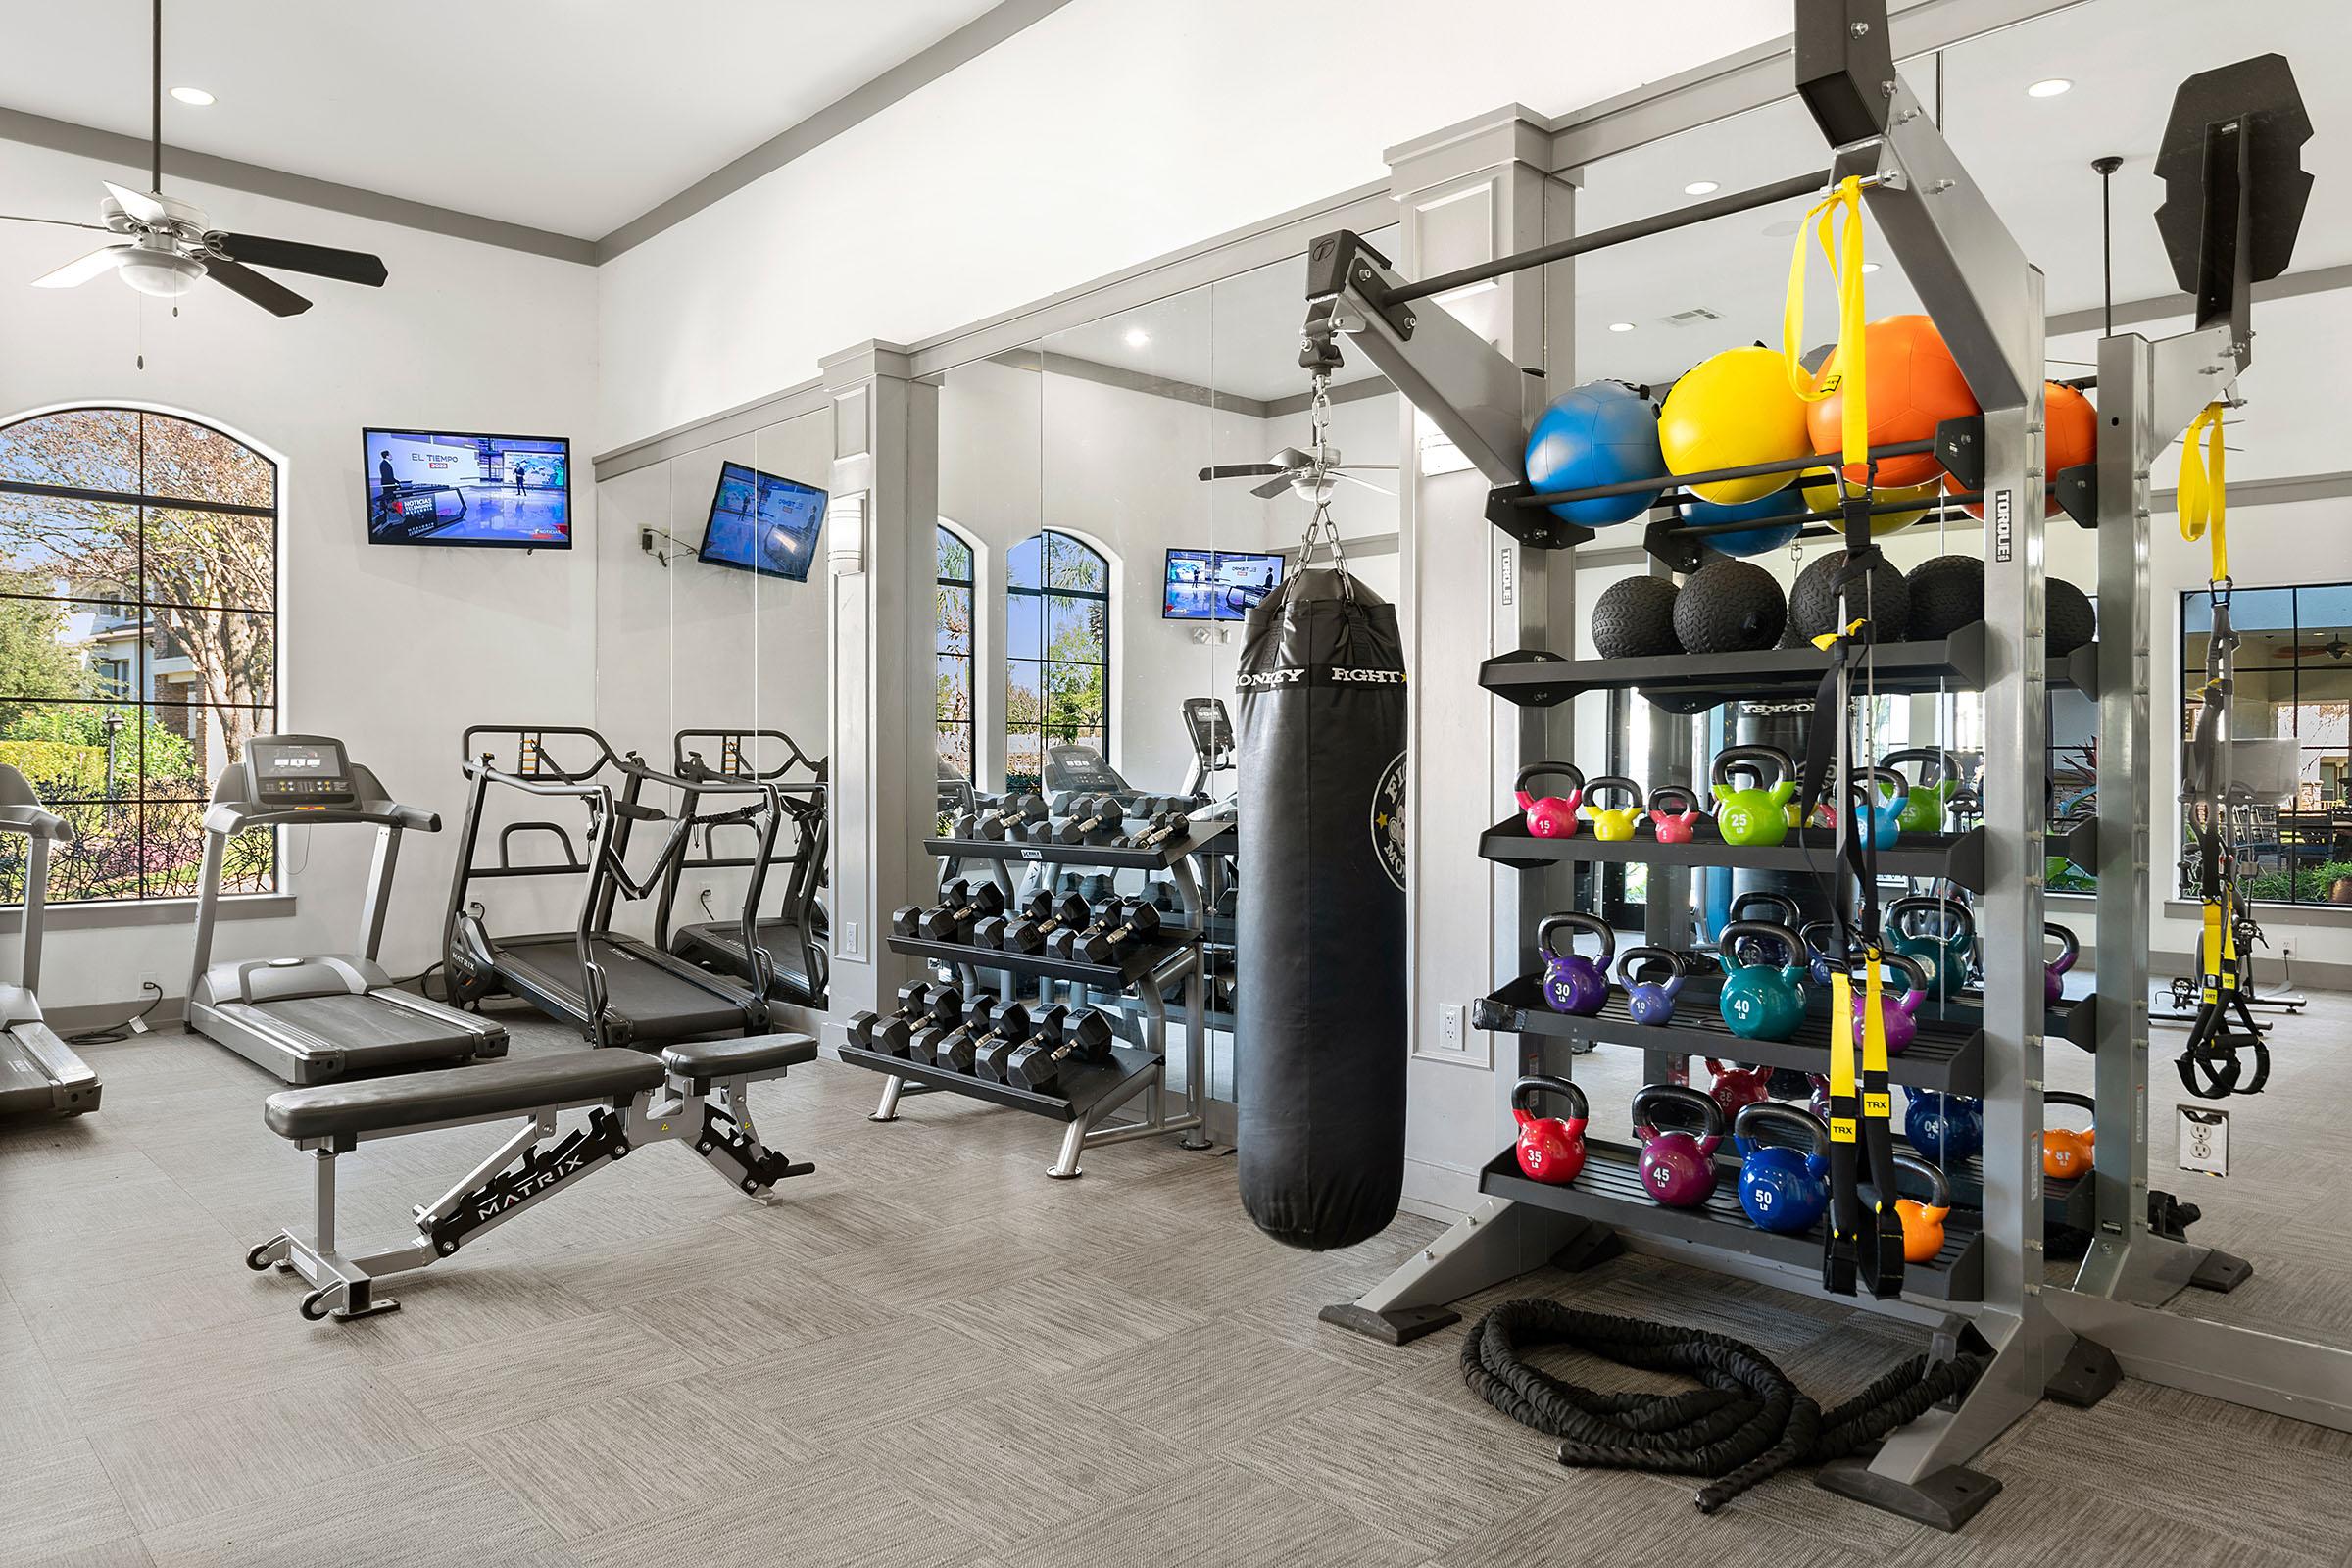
[2176,405,2268,1097]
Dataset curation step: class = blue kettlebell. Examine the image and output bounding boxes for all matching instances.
[1735,1102,1832,1234]
[1615,946,1688,1026]
[1538,912,1613,1016]
[1886,895,1976,1000]
[1713,919,1809,1042]
[1904,1090,1984,1164]
[1798,920,1842,987]
[1851,766,1908,849]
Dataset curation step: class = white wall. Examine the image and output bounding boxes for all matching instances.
[0,142,599,1008]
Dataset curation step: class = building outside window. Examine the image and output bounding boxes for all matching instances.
[936,522,976,783]
[1004,529,1109,793]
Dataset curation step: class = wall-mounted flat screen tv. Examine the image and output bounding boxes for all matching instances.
[364,428,570,547]
[1163,548,1283,620]
[698,462,827,583]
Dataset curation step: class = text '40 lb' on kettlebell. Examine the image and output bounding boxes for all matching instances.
[1615,946,1687,1026]
[1511,1077,1589,1185]
[1713,919,1809,1042]
[1539,912,1613,1016]
[1581,775,1645,841]
[2043,1089,2095,1180]
[1710,745,1798,847]
[1633,1084,1725,1208]
[1735,1102,1831,1234]
[1516,761,1585,839]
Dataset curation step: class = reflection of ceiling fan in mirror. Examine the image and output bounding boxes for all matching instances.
[1197,446,1396,503]
[2,0,388,317]
[2286,634,2349,661]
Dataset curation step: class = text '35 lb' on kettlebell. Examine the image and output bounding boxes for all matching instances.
[1511,1077,1589,1185]
[1633,1084,1726,1208]
[1539,911,1613,1016]
[1516,761,1585,839]
[1710,745,1798,847]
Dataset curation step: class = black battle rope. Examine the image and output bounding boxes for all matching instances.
[1460,1300,1985,1512]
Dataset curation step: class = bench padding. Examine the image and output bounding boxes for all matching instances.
[661,1032,818,1080]
[265,1049,664,1141]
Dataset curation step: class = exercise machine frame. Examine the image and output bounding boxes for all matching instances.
[0,767,99,1116]
[655,727,830,1008]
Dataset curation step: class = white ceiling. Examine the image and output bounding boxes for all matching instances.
[0,0,1002,238]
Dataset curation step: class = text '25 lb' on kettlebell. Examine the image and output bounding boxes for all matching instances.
[1879,746,1962,835]
[1581,775,1646,841]
[2043,1089,2095,1181]
[1713,919,1809,1042]
[1847,949,1931,1055]
[1904,1089,1984,1164]
[1633,1084,1726,1208]
[1511,1077,1589,1185]
[2045,922,2081,1005]
[1538,912,1613,1016]
[1615,946,1687,1026]
[1892,1152,1954,1264]
[1647,783,1704,844]
[1710,745,1798,847]
[1886,894,1976,1001]
[1735,1102,1832,1234]
[1516,762,1586,839]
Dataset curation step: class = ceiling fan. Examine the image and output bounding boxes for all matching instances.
[2286,633,2349,661]
[3,0,387,317]
[1198,445,1396,502]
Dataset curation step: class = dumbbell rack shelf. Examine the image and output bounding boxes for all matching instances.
[1479,817,1987,891]
[836,1040,1165,1127]
[922,820,1235,870]
[885,928,1203,992]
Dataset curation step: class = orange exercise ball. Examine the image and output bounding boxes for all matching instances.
[1806,315,1979,488]
[1943,380,2098,517]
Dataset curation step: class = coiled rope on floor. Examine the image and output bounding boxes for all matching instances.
[1460,1298,1986,1512]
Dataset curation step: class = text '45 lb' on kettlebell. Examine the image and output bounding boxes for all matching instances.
[1516,761,1586,839]
[1615,946,1687,1026]
[1847,949,1931,1055]
[1647,783,1704,844]
[1886,895,1975,1000]
[2043,1089,2095,1181]
[1713,919,1809,1042]
[1539,912,1613,1016]
[1581,775,1646,841]
[1878,746,1962,835]
[1735,1102,1831,1234]
[1633,1084,1725,1208]
[1710,745,1798,847]
[1892,1152,1954,1264]
[1511,1076,1589,1185]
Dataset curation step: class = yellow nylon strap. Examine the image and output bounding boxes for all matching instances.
[1811,616,1869,653]
[1861,947,1889,1087]
[1785,176,1870,475]
[2179,402,2228,582]
[1829,971,1858,1138]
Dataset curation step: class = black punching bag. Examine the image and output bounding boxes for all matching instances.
[1235,566,1407,1250]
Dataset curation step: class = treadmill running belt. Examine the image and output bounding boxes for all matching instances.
[225,994,486,1070]
[496,934,753,1042]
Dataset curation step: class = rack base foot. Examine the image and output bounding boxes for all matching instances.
[1554,1223,1626,1273]
[1179,1131,1215,1151]
[2191,1248,2254,1294]
[1318,1301,1460,1345]
[1814,1458,2001,1533]
[2042,1335,2121,1408]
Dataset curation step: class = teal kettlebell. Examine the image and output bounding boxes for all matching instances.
[1850,766,1908,850]
[1878,747,1961,836]
[1714,918,1809,1042]
[1886,894,1976,1000]
[1710,745,1798,848]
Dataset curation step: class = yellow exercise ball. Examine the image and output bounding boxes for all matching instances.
[1660,347,1814,505]
[1798,470,1942,535]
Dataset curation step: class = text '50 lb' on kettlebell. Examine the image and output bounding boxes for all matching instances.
[1511,1077,1589,1185]
[1539,912,1613,1016]
[1582,775,1646,841]
[2043,1090,2095,1180]
[1710,745,1798,847]
[1886,895,1975,1000]
[1516,761,1586,839]
[1713,919,1809,1042]
[1615,946,1687,1026]
[1633,1084,1726,1208]
[2045,922,2081,1005]
[1904,1089,1984,1164]
[1848,950,1931,1055]
[1892,1152,1954,1264]
[1879,746,1962,835]
[1647,783,1703,844]
[1735,1102,1831,1234]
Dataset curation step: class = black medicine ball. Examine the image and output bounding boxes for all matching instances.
[2048,577,2096,656]
[1591,575,1683,659]
[1790,549,1911,643]
[1674,558,1787,655]
[1906,555,1984,641]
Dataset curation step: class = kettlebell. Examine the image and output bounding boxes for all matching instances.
[1511,1076,1589,1185]
[1516,761,1587,839]
[1615,946,1687,1026]
[1710,745,1799,847]
[1886,895,1976,1000]
[1850,766,1909,850]
[1878,746,1962,836]
[1805,1072,1833,1122]
[1798,919,1842,987]
[1538,911,1613,1016]
[2043,1089,2096,1180]
[1703,1057,1772,1119]
[1712,919,1809,1042]
[1632,1084,1726,1209]
[1734,1102,1831,1234]
[1848,950,1930,1055]
[1904,1089,1984,1164]
[1891,1152,1954,1264]
[1647,783,1704,844]
[2045,922,2081,1006]
[1582,775,1646,841]
[1726,889,1802,942]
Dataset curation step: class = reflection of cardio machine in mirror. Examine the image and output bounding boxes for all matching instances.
[657,729,829,1009]
[0,766,101,1116]
[1180,697,1236,802]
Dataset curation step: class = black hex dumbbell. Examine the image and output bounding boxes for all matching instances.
[1001,891,1091,956]
[920,880,1006,943]
[1068,898,1158,963]
[910,995,991,1067]
[1045,898,1124,961]
[1004,1007,1117,1094]
[979,1004,1063,1080]
[976,793,1048,842]
[936,1002,1029,1075]
[848,981,958,1058]
[972,891,1049,951]
[1054,795,1125,845]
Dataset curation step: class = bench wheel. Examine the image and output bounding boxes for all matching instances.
[298,1288,334,1322]
[245,1236,286,1273]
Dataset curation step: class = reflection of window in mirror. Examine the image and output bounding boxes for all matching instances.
[936,521,978,783]
[1005,529,1110,792]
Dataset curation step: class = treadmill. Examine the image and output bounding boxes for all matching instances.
[188,734,508,1084]
[0,765,101,1117]
[442,726,772,1050]
[658,729,829,1007]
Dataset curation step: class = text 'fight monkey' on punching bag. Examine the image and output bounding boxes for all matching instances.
[1236,565,1407,1250]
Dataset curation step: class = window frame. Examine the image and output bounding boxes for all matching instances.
[1004,528,1111,793]
[935,520,978,785]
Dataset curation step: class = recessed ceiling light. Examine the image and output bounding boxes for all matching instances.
[170,85,215,106]
[1683,180,1720,196]
[1608,321,1636,333]
[1860,262,1881,273]
[1123,327,1150,348]
[2026,78,2073,98]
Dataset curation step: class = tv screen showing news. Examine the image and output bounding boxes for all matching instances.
[364,429,570,548]
[1163,548,1283,620]
[698,462,827,583]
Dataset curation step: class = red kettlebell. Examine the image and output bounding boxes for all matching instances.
[1511,1076,1589,1185]
[1703,1057,1771,1119]
[1516,761,1586,839]
[1647,783,1704,844]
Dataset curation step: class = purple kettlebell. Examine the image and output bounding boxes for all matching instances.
[2045,922,2080,1006]
[1850,951,1930,1054]
[1633,1084,1726,1208]
[1615,946,1687,1027]
[1539,912,1614,1016]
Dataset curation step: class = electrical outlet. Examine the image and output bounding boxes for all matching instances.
[137,970,161,994]
[2278,938,2295,957]
[1440,1003,1463,1052]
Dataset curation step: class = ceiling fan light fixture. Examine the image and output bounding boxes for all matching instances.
[117,247,206,298]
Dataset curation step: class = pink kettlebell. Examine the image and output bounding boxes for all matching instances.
[1849,951,1930,1054]
[1516,761,1586,839]
[1646,783,1704,844]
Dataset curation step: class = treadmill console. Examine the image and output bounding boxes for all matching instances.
[247,738,357,806]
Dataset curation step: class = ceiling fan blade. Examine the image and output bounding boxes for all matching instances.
[212,232,387,287]
[1268,447,1314,469]
[102,181,170,226]
[206,257,313,317]
[1333,464,1399,471]
[1197,464,1285,480]
[1250,475,1297,499]
[32,245,133,288]
[1,215,112,232]
[1335,472,1397,496]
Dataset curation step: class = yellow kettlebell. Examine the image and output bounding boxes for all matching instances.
[2043,1090,2096,1180]
[1582,775,1646,842]
[1892,1152,1952,1264]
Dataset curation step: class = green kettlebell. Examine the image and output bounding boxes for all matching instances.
[1713,919,1810,1042]
[1879,746,1962,836]
[1886,895,1976,1000]
[1710,745,1798,848]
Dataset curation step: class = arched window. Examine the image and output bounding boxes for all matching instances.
[935,522,976,782]
[0,406,279,902]
[1005,528,1109,792]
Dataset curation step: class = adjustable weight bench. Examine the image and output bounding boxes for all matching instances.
[245,1033,817,1320]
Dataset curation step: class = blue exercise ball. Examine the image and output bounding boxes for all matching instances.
[1684,486,1806,558]
[1524,380,1664,527]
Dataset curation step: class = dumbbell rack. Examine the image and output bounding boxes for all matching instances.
[836,820,1230,1177]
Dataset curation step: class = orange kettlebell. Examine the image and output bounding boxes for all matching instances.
[2042,1090,2096,1180]
[1891,1152,1952,1264]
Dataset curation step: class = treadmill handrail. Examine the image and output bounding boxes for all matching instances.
[201,798,438,834]
[0,803,73,843]
[672,727,828,787]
